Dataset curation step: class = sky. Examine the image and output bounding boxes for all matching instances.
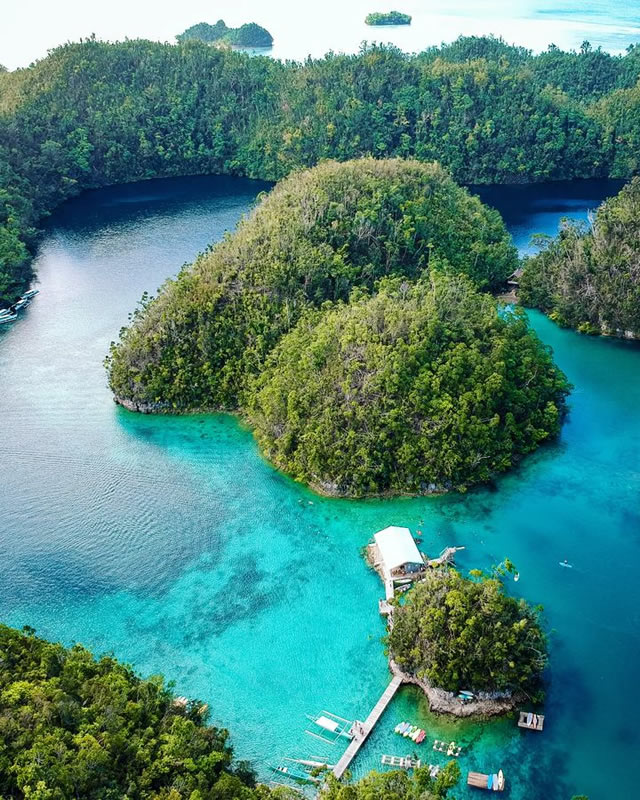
[2,0,640,71]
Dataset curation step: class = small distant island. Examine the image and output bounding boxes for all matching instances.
[365,11,412,26]
[177,19,273,48]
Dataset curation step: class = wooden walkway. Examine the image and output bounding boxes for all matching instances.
[332,675,403,779]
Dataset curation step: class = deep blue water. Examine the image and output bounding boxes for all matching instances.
[0,176,638,800]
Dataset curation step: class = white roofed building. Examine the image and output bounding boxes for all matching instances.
[373,526,425,581]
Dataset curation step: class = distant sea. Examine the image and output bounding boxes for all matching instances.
[2,0,640,71]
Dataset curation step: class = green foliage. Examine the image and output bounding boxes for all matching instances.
[176,20,273,48]
[248,271,569,496]
[228,24,274,48]
[520,178,640,336]
[365,11,412,26]
[0,624,275,800]
[1,35,640,303]
[387,569,548,697]
[107,158,518,413]
[176,20,230,43]
[322,761,460,799]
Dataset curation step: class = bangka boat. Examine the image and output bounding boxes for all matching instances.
[0,313,17,324]
[22,289,39,299]
[271,759,320,784]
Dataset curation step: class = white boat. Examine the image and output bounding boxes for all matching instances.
[497,770,505,790]
[22,289,39,299]
[0,313,17,324]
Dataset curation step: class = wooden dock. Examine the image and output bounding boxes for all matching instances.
[467,771,504,791]
[518,711,544,731]
[332,675,403,779]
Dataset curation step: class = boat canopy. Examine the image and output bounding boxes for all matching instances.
[374,526,423,573]
[315,715,340,732]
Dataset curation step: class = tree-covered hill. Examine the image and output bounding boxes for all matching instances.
[365,12,412,26]
[0,624,275,800]
[388,569,548,698]
[519,178,640,336]
[248,273,569,496]
[177,20,274,48]
[2,35,640,303]
[106,158,518,413]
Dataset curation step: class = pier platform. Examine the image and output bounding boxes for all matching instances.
[332,674,403,778]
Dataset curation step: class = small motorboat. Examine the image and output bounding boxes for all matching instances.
[487,774,493,790]
[395,722,406,734]
[497,770,505,790]
[559,560,573,568]
[22,289,39,299]
[0,313,17,324]
[415,730,426,744]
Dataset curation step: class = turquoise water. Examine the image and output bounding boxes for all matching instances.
[3,0,640,71]
[0,176,638,799]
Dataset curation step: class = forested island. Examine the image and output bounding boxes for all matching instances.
[2,36,640,306]
[365,11,412,26]
[177,20,274,48]
[388,569,548,702]
[520,178,640,337]
[107,158,570,497]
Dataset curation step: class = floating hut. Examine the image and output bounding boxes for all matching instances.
[370,526,427,593]
[518,710,544,731]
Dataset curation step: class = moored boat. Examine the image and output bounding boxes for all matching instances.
[0,313,17,324]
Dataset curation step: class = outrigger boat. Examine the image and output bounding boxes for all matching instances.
[271,758,321,784]
[305,710,354,743]
[22,289,39,299]
[0,313,17,324]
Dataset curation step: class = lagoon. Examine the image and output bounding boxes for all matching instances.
[0,175,638,799]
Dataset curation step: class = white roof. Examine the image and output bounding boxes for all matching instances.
[374,526,423,571]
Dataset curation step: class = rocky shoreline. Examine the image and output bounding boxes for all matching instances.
[389,658,519,718]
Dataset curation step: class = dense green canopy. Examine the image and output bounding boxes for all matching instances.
[176,20,274,48]
[107,158,518,412]
[322,763,460,800]
[387,570,548,697]
[520,178,640,336]
[365,12,412,26]
[2,35,640,303]
[0,625,274,800]
[248,272,569,496]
